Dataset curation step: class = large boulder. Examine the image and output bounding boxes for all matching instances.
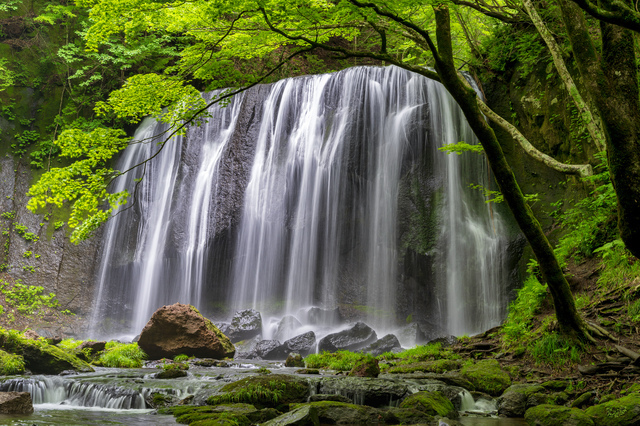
[460,359,511,396]
[317,377,408,407]
[399,391,458,419]
[283,331,316,357]
[0,392,33,414]
[252,340,282,360]
[497,384,545,417]
[318,322,377,352]
[138,303,235,360]
[226,309,263,342]
[0,330,93,375]
[359,334,401,356]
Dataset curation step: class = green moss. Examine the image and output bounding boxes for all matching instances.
[304,350,366,371]
[585,394,640,425]
[525,404,594,426]
[399,391,458,419]
[208,374,308,408]
[387,359,462,374]
[0,349,25,375]
[0,328,93,374]
[460,359,511,396]
[194,305,235,358]
[166,404,278,425]
[348,355,379,377]
[289,401,390,425]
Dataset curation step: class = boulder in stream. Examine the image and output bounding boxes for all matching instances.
[0,391,33,414]
[138,303,235,360]
[359,334,401,356]
[226,309,263,342]
[318,322,377,352]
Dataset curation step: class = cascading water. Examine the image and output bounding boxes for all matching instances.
[90,66,516,340]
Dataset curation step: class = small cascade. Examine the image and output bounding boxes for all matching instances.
[0,376,145,409]
[89,65,516,339]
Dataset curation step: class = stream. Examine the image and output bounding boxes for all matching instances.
[0,362,526,425]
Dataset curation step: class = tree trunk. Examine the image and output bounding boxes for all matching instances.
[432,5,586,337]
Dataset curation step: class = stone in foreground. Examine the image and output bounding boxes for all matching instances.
[138,303,234,360]
[0,392,33,414]
[525,404,594,426]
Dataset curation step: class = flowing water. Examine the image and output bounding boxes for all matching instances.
[89,66,515,339]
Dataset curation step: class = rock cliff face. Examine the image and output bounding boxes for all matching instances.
[0,153,101,329]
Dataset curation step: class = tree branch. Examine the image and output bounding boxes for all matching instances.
[569,0,640,33]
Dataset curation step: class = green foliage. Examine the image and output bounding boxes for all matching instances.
[0,349,26,375]
[555,153,617,264]
[174,354,189,362]
[27,127,131,243]
[304,350,366,371]
[0,279,60,315]
[439,142,484,155]
[628,299,640,322]
[0,59,15,93]
[594,239,640,289]
[378,342,446,363]
[530,333,583,367]
[502,270,548,345]
[14,223,39,242]
[208,376,307,408]
[1,211,16,220]
[57,338,84,351]
[97,342,147,368]
[12,130,40,157]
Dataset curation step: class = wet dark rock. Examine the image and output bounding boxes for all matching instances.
[318,322,377,353]
[308,394,352,403]
[155,369,188,379]
[226,309,263,342]
[428,335,458,347]
[137,303,235,360]
[274,315,303,341]
[252,340,282,360]
[0,391,33,414]
[290,401,391,425]
[296,369,320,375]
[282,331,316,357]
[234,335,262,359]
[317,377,408,407]
[395,323,428,347]
[263,404,318,426]
[359,334,401,356]
[285,353,305,368]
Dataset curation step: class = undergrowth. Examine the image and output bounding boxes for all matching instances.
[97,341,146,368]
[304,350,366,371]
[0,349,25,375]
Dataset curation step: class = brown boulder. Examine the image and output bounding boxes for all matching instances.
[0,392,33,414]
[138,303,235,360]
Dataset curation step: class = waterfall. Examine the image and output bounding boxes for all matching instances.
[89,66,514,339]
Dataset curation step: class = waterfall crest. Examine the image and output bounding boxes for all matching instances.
[89,66,515,339]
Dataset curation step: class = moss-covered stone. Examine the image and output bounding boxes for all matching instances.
[524,404,594,426]
[584,393,640,425]
[262,405,319,426]
[385,407,434,425]
[285,353,305,368]
[290,401,392,425]
[388,359,462,374]
[0,330,93,374]
[164,403,279,425]
[399,391,458,419]
[460,359,511,396]
[497,384,545,417]
[348,356,379,377]
[207,374,308,408]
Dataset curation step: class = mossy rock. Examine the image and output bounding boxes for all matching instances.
[0,349,25,375]
[497,384,545,417]
[585,393,640,425]
[207,374,308,408]
[524,404,594,426]
[541,380,568,391]
[290,401,392,425]
[387,359,461,374]
[460,359,511,396]
[622,384,640,395]
[399,391,458,419]
[348,356,379,377]
[0,330,93,374]
[167,403,279,425]
[385,407,434,425]
[262,405,319,426]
